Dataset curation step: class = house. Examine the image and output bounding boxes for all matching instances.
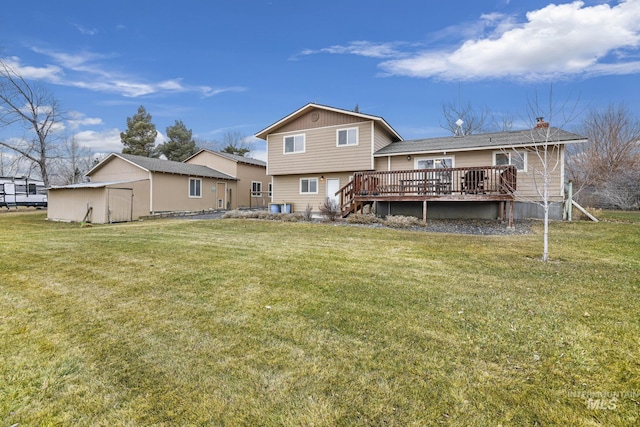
[47,153,237,223]
[184,149,268,209]
[255,103,587,224]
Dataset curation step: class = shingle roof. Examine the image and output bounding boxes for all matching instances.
[255,102,402,142]
[374,127,586,156]
[107,153,237,180]
[192,150,266,167]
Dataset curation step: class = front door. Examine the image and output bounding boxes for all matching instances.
[216,182,227,209]
[326,178,340,205]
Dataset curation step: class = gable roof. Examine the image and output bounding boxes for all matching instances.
[254,102,403,141]
[185,149,266,167]
[374,127,587,157]
[87,153,237,180]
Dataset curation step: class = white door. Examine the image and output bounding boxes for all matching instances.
[326,178,340,204]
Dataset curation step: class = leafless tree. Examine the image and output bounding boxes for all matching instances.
[513,89,581,261]
[567,103,640,188]
[220,131,253,157]
[440,100,490,136]
[55,135,93,185]
[0,60,64,187]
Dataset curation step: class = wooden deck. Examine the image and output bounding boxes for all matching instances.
[337,166,517,226]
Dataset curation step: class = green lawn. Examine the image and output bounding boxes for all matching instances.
[1,210,639,426]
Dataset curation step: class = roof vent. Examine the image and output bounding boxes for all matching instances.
[535,117,549,128]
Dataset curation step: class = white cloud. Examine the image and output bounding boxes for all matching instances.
[73,128,123,154]
[299,41,408,59]
[1,56,63,82]
[7,48,246,99]
[379,0,640,81]
[72,24,98,36]
[67,111,103,130]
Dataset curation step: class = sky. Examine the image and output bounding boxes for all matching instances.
[2,0,640,164]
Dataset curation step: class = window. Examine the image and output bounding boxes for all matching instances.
[189,178,202,198]
[416,157,454,169]
[268,182,273,198]
[300,178,318,194]
[337,128,358,146]
[494,151,526,171]
[251,181,262,197]
[416,156,454,185]
[28,183,37,195]
[284,134,305,154]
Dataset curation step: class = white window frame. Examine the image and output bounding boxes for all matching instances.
[493,150,527,172]
[284,134,305,154]
[300,177,318,194]
[189,178,202,198]
[267,182,273,198]
[251,181,262,197]
[414,156,455,169]
[337,127,358,147]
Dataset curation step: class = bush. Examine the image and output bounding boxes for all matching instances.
[319,198,341,222]
[303,204,313,221]
[382,215,424,228]
[347,213,381,225]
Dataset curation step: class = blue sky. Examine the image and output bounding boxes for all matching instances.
[2,0,640,162]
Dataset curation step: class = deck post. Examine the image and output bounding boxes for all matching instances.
[423,200,427,224]
[508,200,514,228]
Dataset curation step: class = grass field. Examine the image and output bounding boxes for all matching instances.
[1,210,638,426]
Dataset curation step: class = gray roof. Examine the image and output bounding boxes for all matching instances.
[374,127,586,156]
[193,150,266,167]
[102,153,237,180]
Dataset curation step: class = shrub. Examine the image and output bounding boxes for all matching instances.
[303,204,313,221]
[347,213,381,225]
[319,198,341,222]
[383,215,424,228]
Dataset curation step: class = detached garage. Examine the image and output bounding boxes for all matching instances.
[48,153,238,224]
[48,180,150,223]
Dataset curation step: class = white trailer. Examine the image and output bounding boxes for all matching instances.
[0,176,47,209]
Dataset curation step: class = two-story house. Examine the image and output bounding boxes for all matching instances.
[255,103,586,225]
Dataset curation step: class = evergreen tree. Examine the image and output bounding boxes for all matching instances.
[155,120,197,161]
[121,106,157,157]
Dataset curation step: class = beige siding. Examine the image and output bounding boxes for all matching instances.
[185,151,268,208]
[278,108,365,134]
[272,173,354,213]
[236,163,269,208]
[375,146,565,202]
[151,173,237,212]
[185,151,238,176]
[47,180,151,224]
[373,123,396,152]
[268,121,373,175]
[89,157,149,182]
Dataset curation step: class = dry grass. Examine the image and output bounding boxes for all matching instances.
[1,210,639,426]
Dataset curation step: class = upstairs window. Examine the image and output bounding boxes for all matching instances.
[494,151,526,171]
[284,134,305,154]
[300,178,318,194]
[189,178,202,198]
[337,128,358,146]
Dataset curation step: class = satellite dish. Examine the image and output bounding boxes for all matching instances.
[455,118,464,137]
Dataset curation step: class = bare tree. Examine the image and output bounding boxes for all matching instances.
[567,103,640,187]
[441,100,490,136]
[220,131,253,157]
[56,135,93,185]
[0,60,63,187]
[513,89,581,261]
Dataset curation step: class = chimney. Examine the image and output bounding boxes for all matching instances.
[535,117,549,128]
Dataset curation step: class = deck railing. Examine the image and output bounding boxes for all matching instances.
[337,165,517,216]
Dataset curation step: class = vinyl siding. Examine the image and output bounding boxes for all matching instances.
[375,147,565,202]
[271,173,354,212]
[151,173,238,212]
[277,108,367,134]
[185,151,239,176]
[268,121,373,175]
